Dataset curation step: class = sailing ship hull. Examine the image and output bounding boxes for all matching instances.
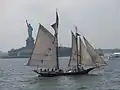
[34,67,95,77]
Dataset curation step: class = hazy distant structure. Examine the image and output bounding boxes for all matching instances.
[8,21,34,58]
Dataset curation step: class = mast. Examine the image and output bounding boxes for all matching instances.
[51,9,59,69]
[75,26,79,71]
[68,31,73,67]
[79,36,82,65]
[55,27,59,69]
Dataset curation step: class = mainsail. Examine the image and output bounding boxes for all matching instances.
[27,24,57,68]
[68,31,77,68]
[83,36,107,66]
[79,37,96,68]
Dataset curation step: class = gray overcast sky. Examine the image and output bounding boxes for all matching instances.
[0,0,120,52]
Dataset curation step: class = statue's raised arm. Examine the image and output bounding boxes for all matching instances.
[26,20,29,26]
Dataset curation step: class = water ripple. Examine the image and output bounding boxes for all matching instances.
[0,58,120,90]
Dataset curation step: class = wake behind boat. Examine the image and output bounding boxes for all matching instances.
[26,10,107,77]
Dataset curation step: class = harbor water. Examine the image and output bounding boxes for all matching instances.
[0,57,120,90]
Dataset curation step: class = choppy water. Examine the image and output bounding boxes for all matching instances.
[0,57,120,90]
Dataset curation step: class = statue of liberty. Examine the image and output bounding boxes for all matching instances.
[26,20,33,38]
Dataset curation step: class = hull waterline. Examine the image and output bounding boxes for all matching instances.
[33,67,95,77]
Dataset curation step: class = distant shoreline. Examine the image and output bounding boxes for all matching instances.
[1,47,120,59]
[0,56,29,59]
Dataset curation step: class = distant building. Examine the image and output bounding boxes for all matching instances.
[8,37,34,58]
[8,47,33,57]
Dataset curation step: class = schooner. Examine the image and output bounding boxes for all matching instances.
[26,11,107,77]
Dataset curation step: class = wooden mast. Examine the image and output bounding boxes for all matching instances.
[55,9,59,70]
[51,9,59,69]
[75,26,79,71]
[79,37,82,66]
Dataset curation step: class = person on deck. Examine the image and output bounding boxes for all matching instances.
[40,69,42,72]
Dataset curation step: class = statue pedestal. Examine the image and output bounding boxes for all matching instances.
[26,37,34,48]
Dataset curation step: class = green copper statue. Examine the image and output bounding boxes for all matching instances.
[26,20,33,38]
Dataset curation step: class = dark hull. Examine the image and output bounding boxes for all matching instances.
[33,67,95,77]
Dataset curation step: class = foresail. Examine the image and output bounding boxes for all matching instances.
[27,24,57,68]
[83,36,107,66]
[80,37,96,68]
[68,31,77,68]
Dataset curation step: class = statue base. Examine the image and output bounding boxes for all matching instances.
[26,37,34,48]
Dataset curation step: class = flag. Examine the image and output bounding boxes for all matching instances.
[51,10,59,34]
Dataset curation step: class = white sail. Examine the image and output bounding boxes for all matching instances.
[27,24,57,68]
[68,31,77,68]
[79,37,96,68]
[83,36,107,66]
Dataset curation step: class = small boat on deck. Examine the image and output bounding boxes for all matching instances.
[26,10,107,77]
